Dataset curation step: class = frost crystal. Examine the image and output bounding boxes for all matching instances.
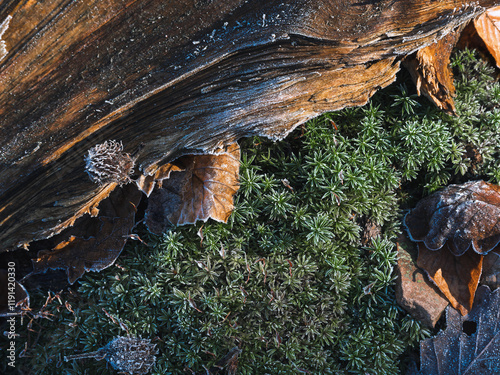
[104,336,158,375]
[65,336,158,375]
[85,140,134,185]
[0,15,12,62]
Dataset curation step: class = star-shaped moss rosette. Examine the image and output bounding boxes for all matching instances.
[404,180,500,315]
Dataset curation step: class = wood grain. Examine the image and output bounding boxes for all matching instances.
[0,0,497,250]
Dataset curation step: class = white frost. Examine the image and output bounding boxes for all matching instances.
[0,15,12,62]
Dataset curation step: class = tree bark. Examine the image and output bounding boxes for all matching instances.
[0,0,498,250]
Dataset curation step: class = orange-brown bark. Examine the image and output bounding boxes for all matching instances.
[0,0,498,250]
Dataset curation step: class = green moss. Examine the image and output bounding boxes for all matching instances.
[7,49,500,375]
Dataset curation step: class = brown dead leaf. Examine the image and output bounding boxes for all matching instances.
[404,180,500,256]
[456,19,493,63]
[404,30,461,115]
[145,143,240,233]
[417,242,483,315]
[135,163,184,197]
[405,180,500,314]
[32,184,142,284]
[474,6,500,68]
[359,217,381,246]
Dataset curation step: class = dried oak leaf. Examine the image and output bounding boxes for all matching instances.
[32,184,142,284]
[475,6,500,68]
[404,29,461,115]
[417,286,500,375]
[146,143,240,233]
[405,180,500,314]
[417,242,483,316]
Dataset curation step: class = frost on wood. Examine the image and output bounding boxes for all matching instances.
[0,0,497,251]
[85,140,135,185]
[64,336,158,375]
[418,286,500,375]
[32,184,141,284]
[0,15,11,62]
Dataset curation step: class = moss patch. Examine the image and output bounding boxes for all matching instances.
[4,49,500,375]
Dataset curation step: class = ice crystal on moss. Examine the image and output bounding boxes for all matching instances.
[65,336,158,375]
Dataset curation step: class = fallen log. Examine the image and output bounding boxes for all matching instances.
[0,0,497,250]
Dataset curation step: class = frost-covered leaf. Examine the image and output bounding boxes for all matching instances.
[417,243,483,315]
[418,286,500,375]
[145,143,240,232]
[405,180,500,256]
[405,180,500,314]
[475,6,500,68]
[32,184,142,284]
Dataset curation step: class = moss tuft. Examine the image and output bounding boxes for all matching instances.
[5,48,499,375]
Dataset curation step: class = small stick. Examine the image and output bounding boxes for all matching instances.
[64,350,106,362]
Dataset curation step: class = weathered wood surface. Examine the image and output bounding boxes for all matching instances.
[0,0,498,250]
